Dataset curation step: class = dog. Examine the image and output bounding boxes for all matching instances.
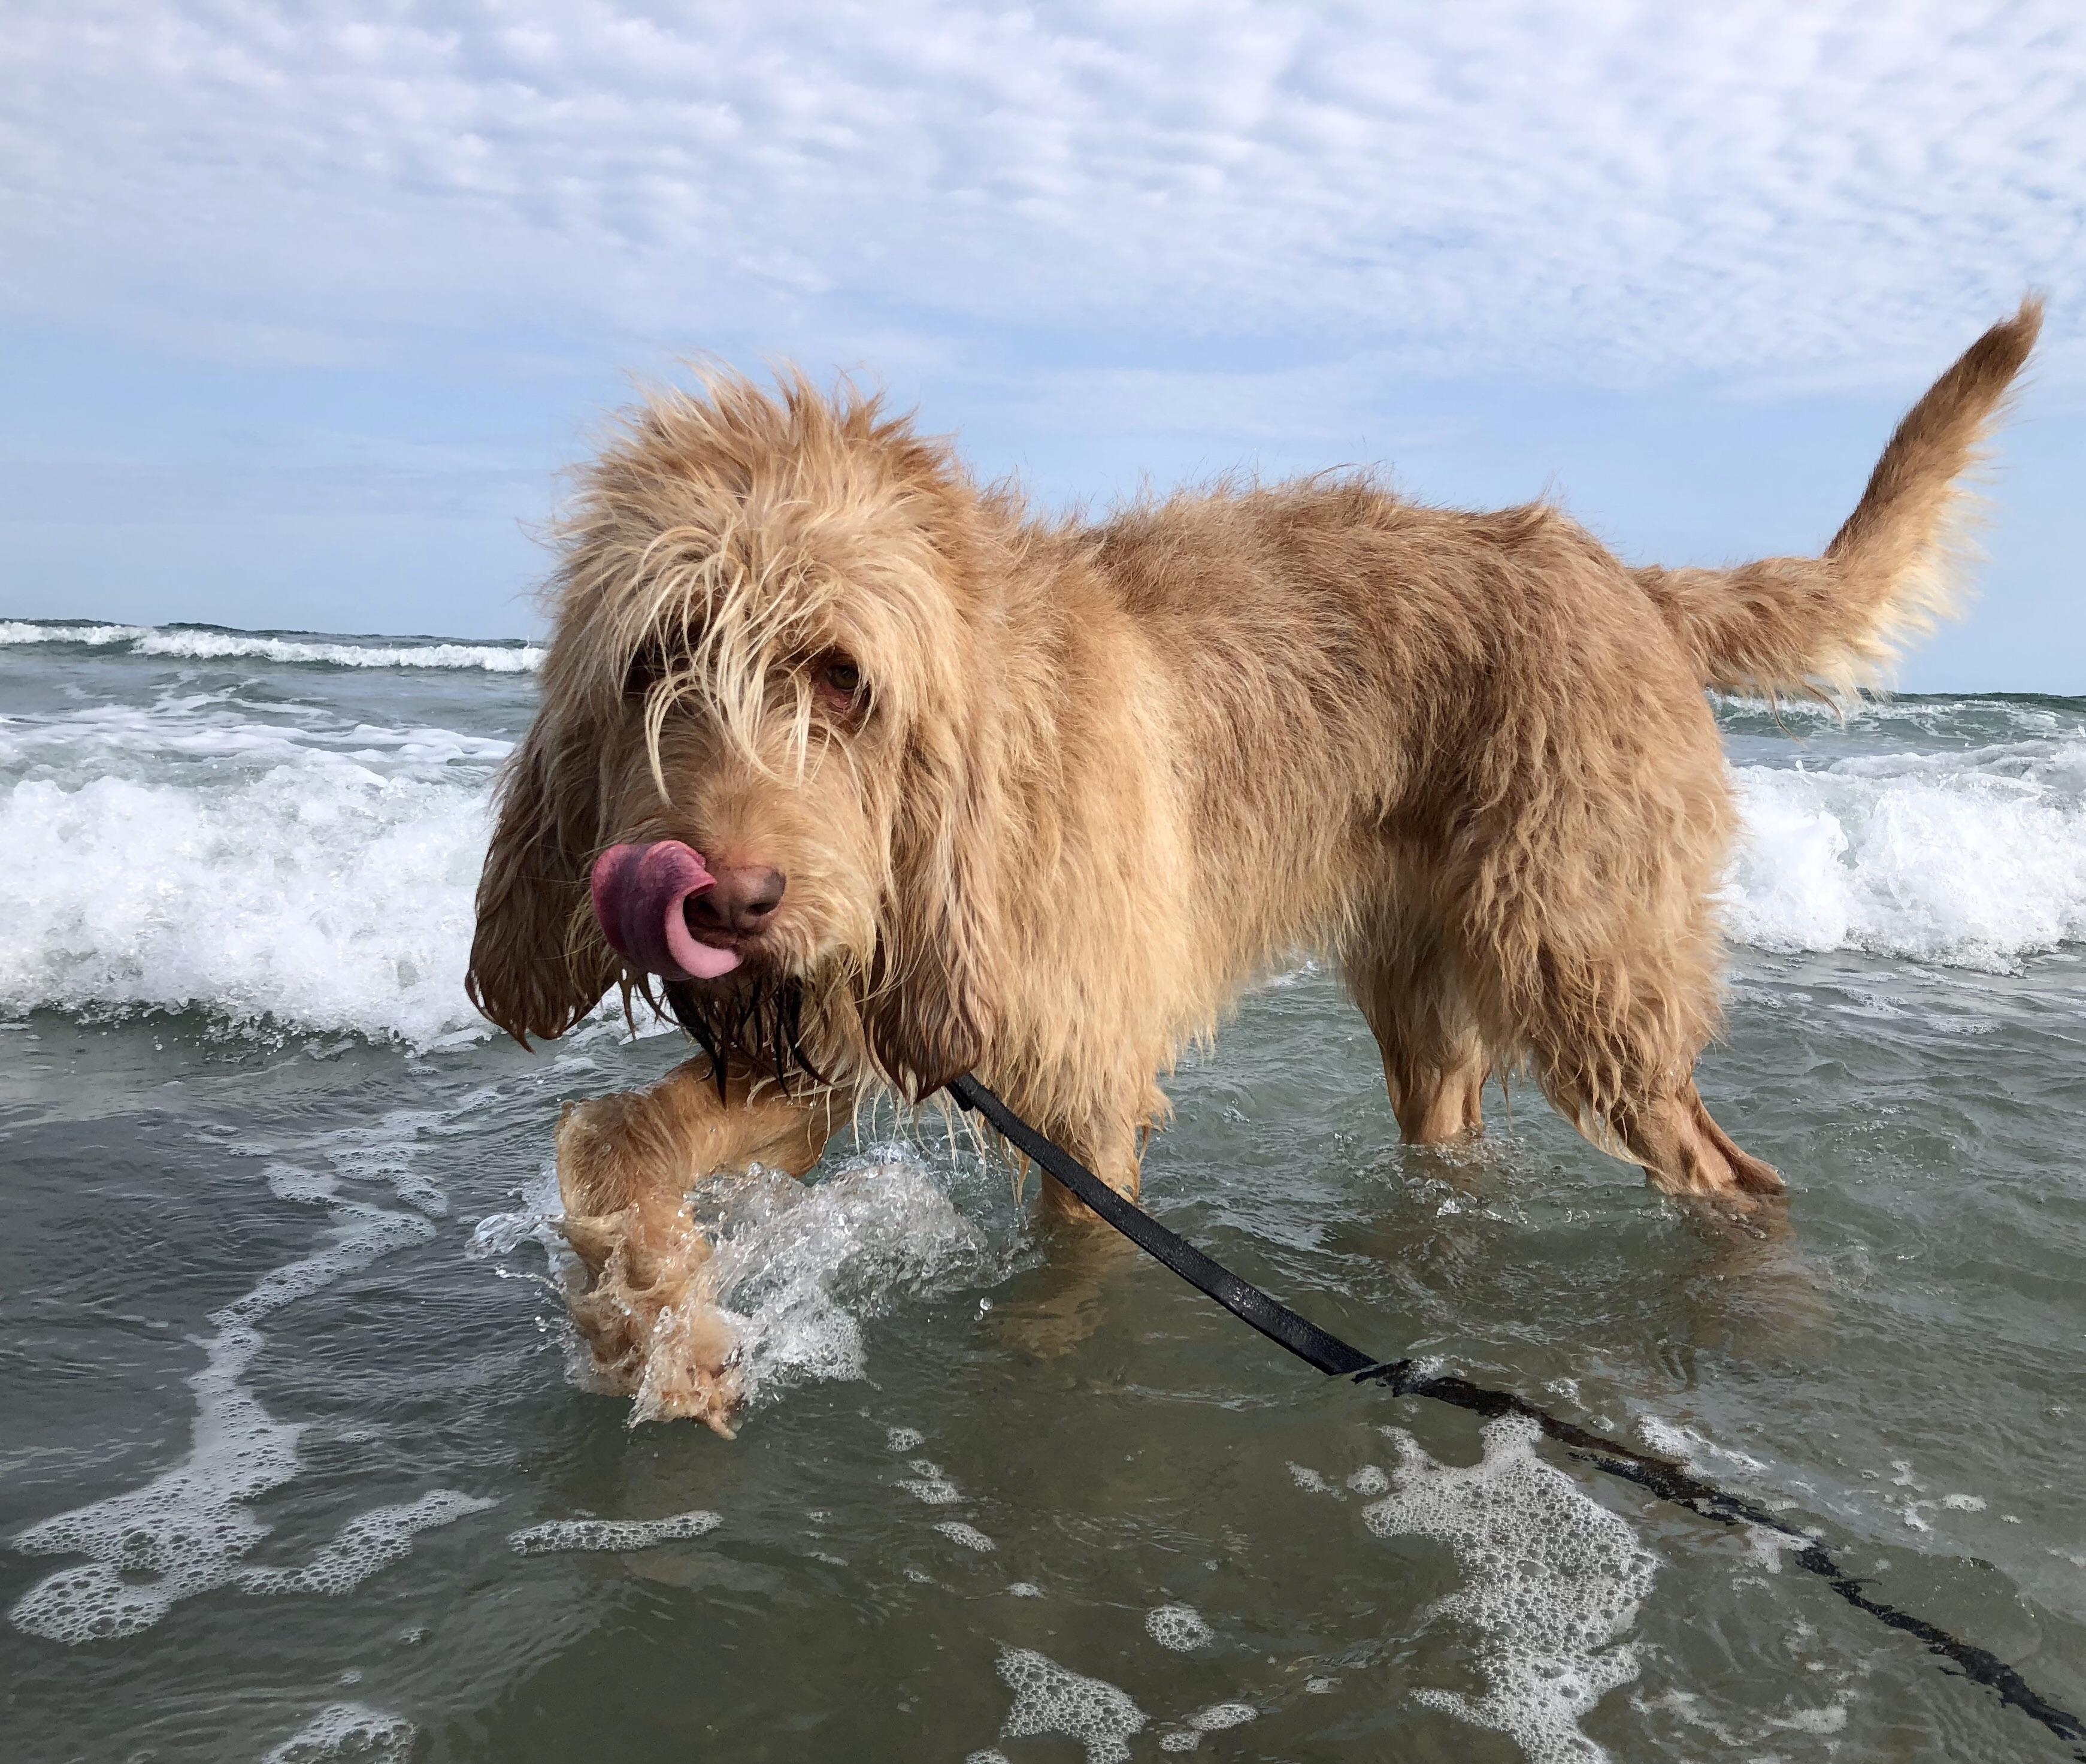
[469,302,2040,1432]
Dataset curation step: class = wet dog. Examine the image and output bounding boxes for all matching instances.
[470,303,2040,1430]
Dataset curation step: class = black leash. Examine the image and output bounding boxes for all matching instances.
[943,1071,2086,1759]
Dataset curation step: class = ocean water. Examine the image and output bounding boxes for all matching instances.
[2,617,2082,1762]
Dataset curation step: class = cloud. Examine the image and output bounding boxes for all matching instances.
[0,0,2079,400]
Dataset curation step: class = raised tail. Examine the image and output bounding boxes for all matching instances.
[1637,298,2042,699]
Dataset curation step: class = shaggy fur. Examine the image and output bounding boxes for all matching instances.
[471,302,2041,1430]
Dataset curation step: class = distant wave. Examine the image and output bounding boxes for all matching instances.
[1,690,2082,1045]
[0,619,542,673]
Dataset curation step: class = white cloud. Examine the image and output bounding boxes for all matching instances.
[0,0,2079,394]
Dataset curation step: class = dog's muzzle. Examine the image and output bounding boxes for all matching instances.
[589,840,743,981]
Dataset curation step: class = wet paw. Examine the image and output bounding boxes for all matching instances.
[556,1202,743,1437]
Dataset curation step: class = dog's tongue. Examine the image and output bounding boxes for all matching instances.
[589,840,743,981]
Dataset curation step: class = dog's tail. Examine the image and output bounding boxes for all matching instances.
[1636,298,2042,700]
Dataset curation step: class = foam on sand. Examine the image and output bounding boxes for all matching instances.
[508,1511,722,1554]
[1363,1415,1657,1764]
[7,1118,488,1645]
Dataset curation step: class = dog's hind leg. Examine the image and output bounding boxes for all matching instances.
[1346,915,1489,1144]
[1609,1083,1784,1197]
[1479,933,1783,1199]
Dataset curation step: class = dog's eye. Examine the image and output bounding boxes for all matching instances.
[623,639,674,698]
[815,656,865,716]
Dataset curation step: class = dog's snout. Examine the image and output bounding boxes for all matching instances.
[689,864,787,935]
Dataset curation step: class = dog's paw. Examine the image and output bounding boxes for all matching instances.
[558,1202,744,1437]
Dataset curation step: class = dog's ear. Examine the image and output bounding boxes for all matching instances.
[861,724,1004,1101]
[466,719,616,1046]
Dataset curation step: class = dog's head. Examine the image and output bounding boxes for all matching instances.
[467,372,1007,1098]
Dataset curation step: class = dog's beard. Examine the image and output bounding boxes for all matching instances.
[660,972,831,1097]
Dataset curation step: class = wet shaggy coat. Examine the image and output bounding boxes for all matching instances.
[467,302,2040,1424]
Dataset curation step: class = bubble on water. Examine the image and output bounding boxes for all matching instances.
[898,1460,962,1505]
[1941,1493,1986,1511]
[1007,1581,1043,1597]
[694,1149,1001,1406]
[1159,1699,1257,1750]
[243,1491,496,1595]
[6,1125,480,1645]
[1364,1415,1656,1764]
[259,1702,416,1763]
[886,1427,925,1451]
[1287,1463,1337,1496]
[1347,1465,1389,1495]
[935,1521,995,1551]
[964,1753,1011,1764]
[508,1511,722,1554]
[470,1145,1008,1425]
[1304,1676,1339,1693]
[1769,1701,1850,1735]
[1636,1417,1766,1477]
[1639,1684,1855,1749]
[1743,1525,1810,1574]
[1144,1604,1214,1651]
[996,1648,1146,1764]
[267,1164,340,1206]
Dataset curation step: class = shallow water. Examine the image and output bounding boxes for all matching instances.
[2,620,2083,1761]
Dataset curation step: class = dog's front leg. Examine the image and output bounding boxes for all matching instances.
[553,1058,832,1434]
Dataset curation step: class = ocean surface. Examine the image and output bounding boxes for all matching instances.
[2,617,2082,1763]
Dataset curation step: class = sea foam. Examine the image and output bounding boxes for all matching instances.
[259,1703,417,1764]
[509,1511,722,1554]
[7,1116,490,1645]
[995,1648,1147,1764]
[1364,1415,1657,1763]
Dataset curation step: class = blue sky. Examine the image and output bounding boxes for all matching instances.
[2,1,2081,690]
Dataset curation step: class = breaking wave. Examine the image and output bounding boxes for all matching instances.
[1724,737,2086,972]
[0,710,502,1046]
[2,636,2082,1045]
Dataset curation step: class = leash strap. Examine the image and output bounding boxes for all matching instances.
[944,1072,1373,1376]
[941,1071,2086,1757]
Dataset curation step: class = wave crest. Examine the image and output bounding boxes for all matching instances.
[1,619,541,672]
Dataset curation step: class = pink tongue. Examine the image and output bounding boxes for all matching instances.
[588,841,743,981]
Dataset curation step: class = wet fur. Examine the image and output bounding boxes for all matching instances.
[471,303,2040,1427]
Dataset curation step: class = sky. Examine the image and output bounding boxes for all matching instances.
[2,1,2081,690]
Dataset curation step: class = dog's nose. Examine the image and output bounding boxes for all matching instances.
[687,864,787,936]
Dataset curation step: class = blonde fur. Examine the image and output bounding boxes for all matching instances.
[470,306,2039,1427]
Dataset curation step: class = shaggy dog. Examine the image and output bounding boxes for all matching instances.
[470,302,2040,1432]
